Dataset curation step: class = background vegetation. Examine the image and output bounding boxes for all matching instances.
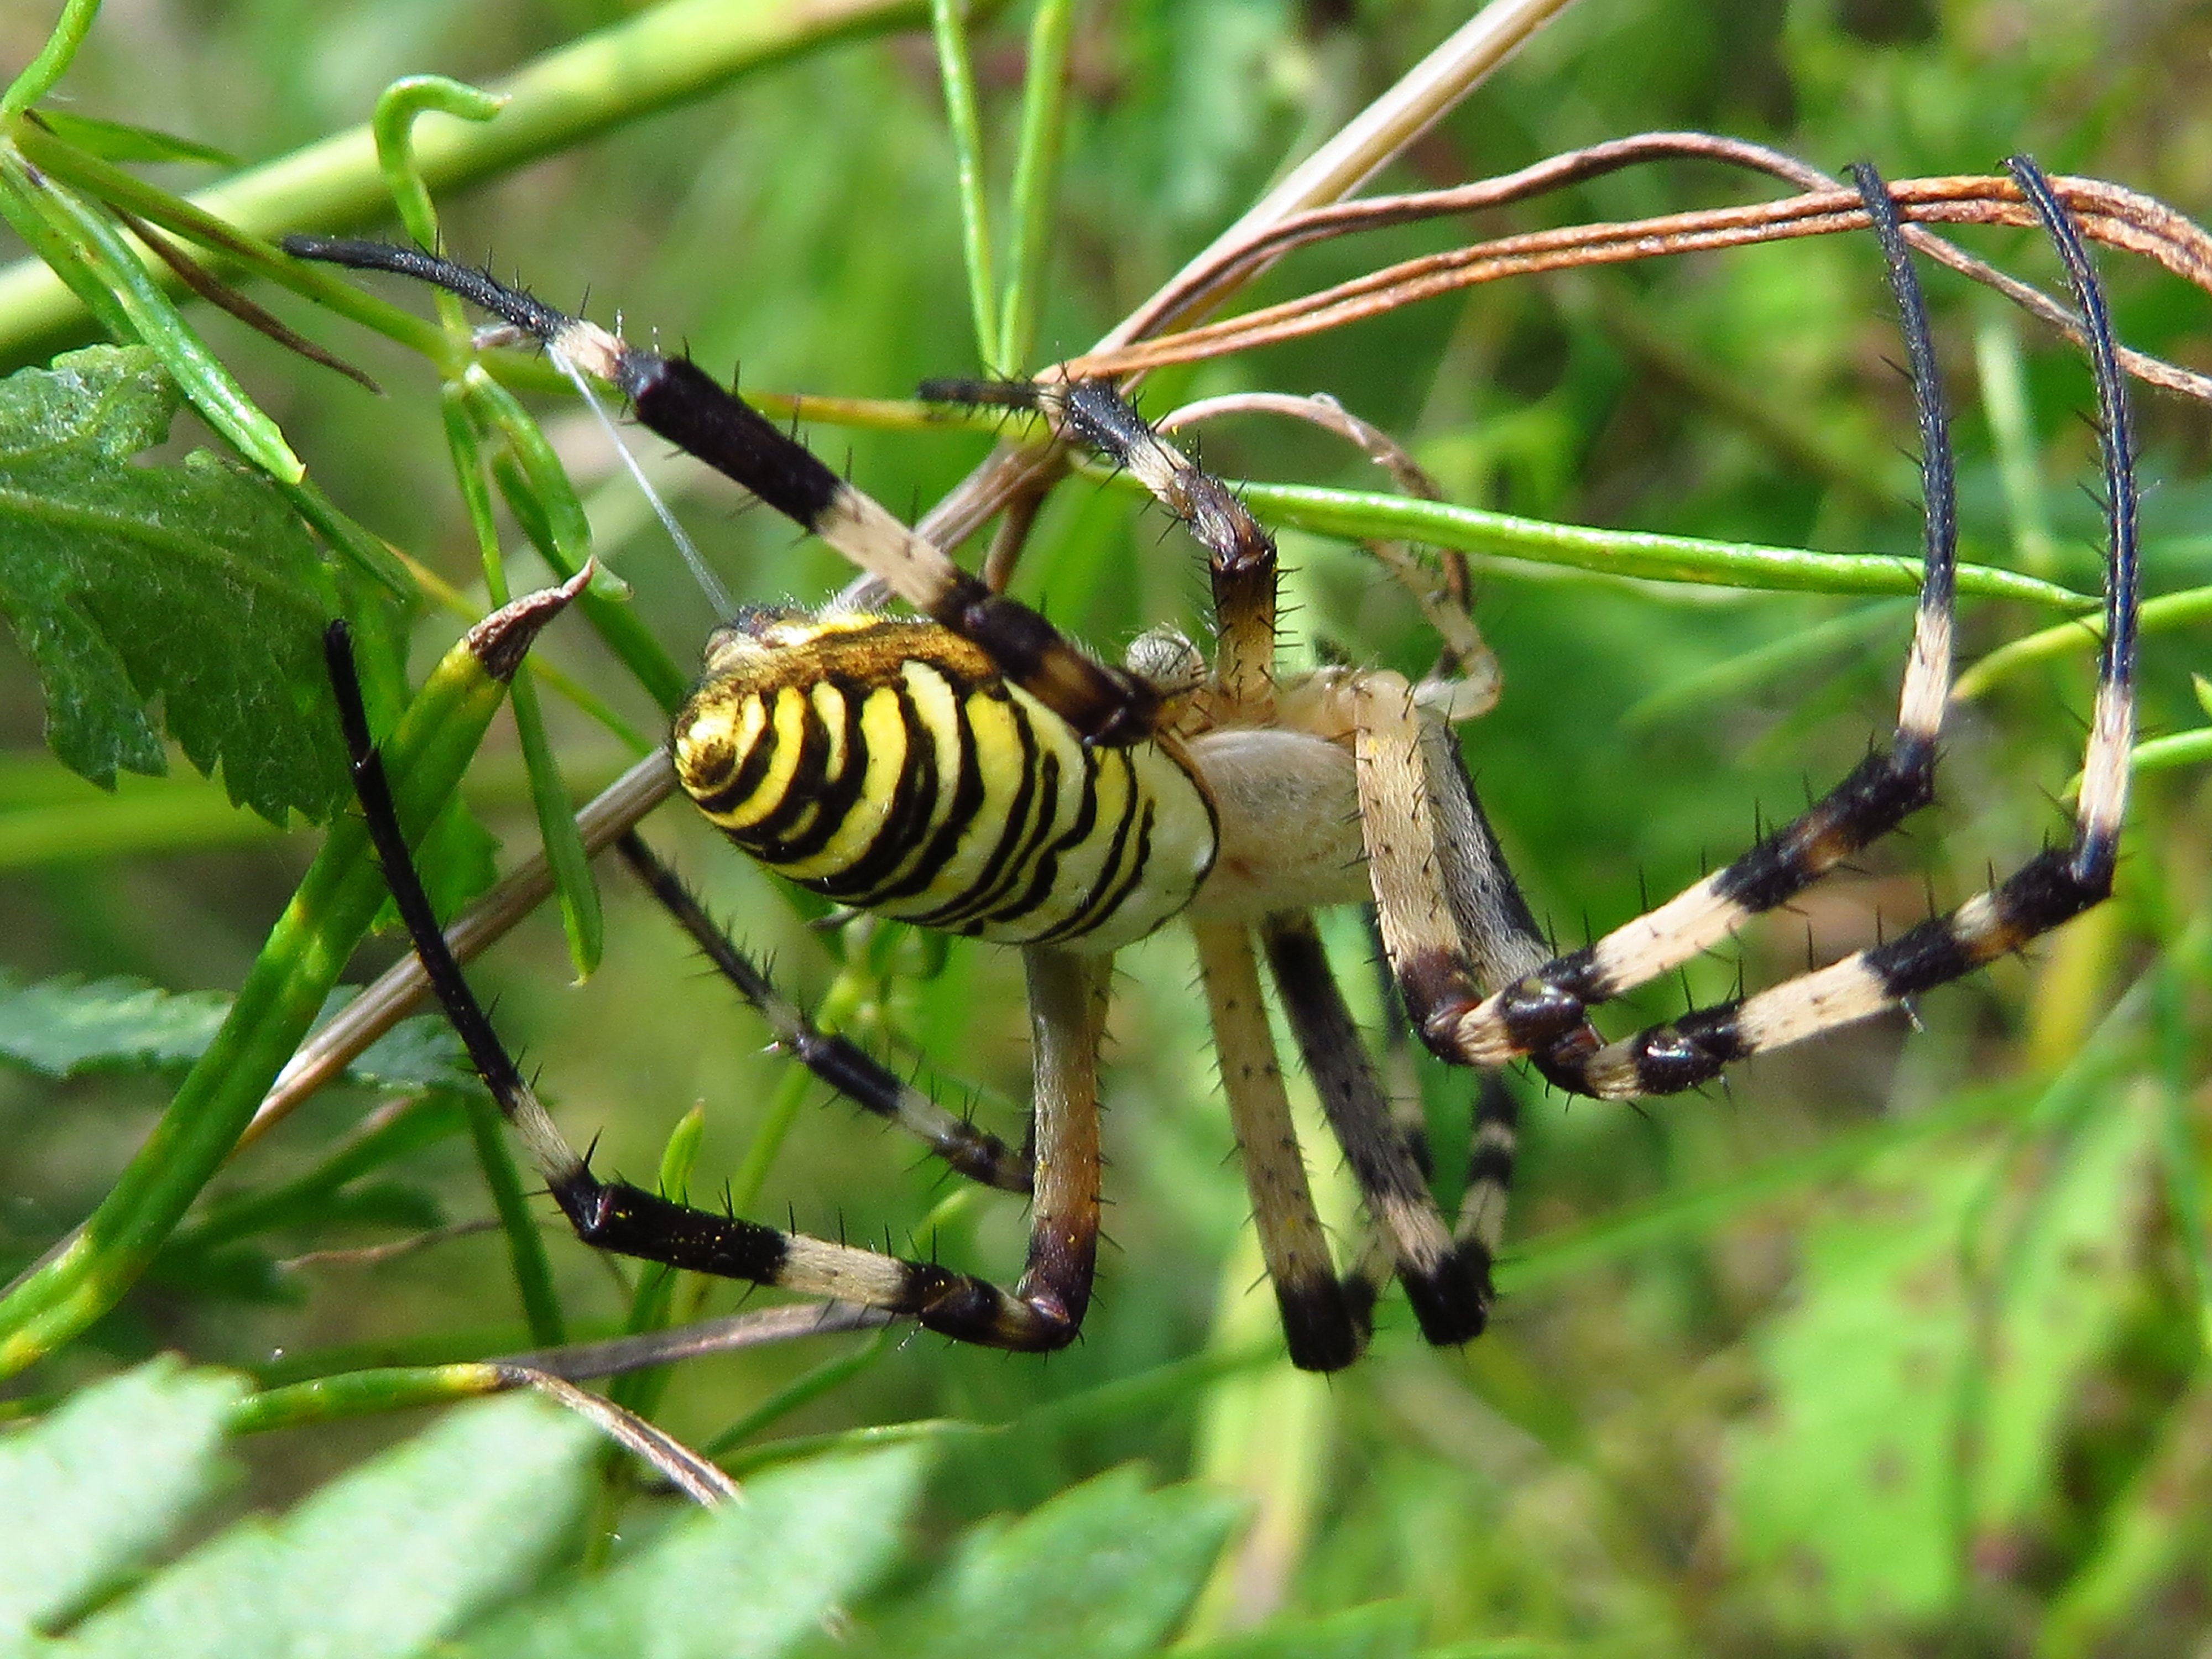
[1,0,2208,1653]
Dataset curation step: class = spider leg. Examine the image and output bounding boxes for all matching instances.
[1261,914,1492,1345]
[1417,164,1960,1077]
[282,237,1156,749]
[931,377,1283,717]
[1389,157,2138,1098]
[613,832,1030,1193]
[328,626,1098,1352]
[1194,922,1373,1371]
[1558,156,2138,1099]
[1045,380,1281,716]
[1350,671,1605,1094]
[1455,1074,1520,1261]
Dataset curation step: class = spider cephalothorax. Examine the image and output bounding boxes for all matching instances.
[291,152,2140,1373]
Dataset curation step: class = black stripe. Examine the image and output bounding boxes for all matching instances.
[983,737,1101,932]
[1613,1003,1751,1095]
[1036,753,1146,943]
[619,352,844,530]
[692,696,777,820]
[908,693,1043,928]
[870,679,988,905]
[964,703,1071,922]
[1398,1246,1491,1346]
[1274,1277,1366,1374]
[1264,920,1490,1348]
[562,1175,791,1285]
[818,683,940,903]
[735,690,829,844]
[1709,744,1935,918]
[1085,796,1160,936]
[755,679,874,865]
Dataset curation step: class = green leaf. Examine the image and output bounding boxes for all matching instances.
[0,973,229,1075]
[0,345,347,824]
[854,1466,1245,1659]
[30,111,239,167]
[62,1392,596,1658]
[0,1358,246,1641]
[0,973,473,1093]
[1970,1082,2166,1534]
[462,1444,926,1659]
[1721,1083,2166,1635]
[1721,1135,1988,1630]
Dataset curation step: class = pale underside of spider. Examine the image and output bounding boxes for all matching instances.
[294,153,2139,1374]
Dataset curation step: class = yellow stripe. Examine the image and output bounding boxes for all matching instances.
[721,686,810,831]
[774,685,910,882]
[811,681,849,782]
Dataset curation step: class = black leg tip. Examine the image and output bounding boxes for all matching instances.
[1275,1279,1367,1373]
[1401,1245,1493,1347]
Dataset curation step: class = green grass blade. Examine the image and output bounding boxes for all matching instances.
[0,0,956,361]
[460,1089,567,1348]
[1954,581,2212,700]
[930,0,998,369]
[1237,480,2094,608]
[995,0,1074,372]
[442,387,604,983]
[0,0,101,120]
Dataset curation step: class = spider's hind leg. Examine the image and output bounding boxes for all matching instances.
[1564,156,2139,1099]
[1375,156,2138,1100]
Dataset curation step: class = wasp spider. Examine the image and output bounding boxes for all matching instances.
[290,156,2139,1374]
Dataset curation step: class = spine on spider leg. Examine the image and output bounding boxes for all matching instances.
[325,607,591,1192]
[281,237,1157,748]
[1063,379,1280,707]
[1527,165,1968,1072]
[1853,156,2141,999]
[1424,164,1969,1091]
[1193,921,1371,1371]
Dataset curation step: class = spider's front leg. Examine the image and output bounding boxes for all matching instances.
[1363,158,2139,1104]
[327,623,1109,1353]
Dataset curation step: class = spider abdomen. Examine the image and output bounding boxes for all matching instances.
[674,611,1218,952]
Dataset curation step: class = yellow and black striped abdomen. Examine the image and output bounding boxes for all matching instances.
[673,612,1217,953]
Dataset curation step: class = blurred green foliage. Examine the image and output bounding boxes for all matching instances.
[1,0,2209,1653]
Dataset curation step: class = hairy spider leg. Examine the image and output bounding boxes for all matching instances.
[327,621,1110,1350]
[1261,914,1495,1343]
[613,832,1031,1193]
[281,236,1157,749]
[921,374,1284,715]
[1019,378,1538,1354]
[1193,922,1375,1371]
[1386,158,2140,1099]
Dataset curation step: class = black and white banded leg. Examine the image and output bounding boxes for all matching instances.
[327,624,1105,1351]
[613,833,1030,1193]
[1261,913,1495,1343]
[282,236,1159,749]
[1384,157,2140,1099]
